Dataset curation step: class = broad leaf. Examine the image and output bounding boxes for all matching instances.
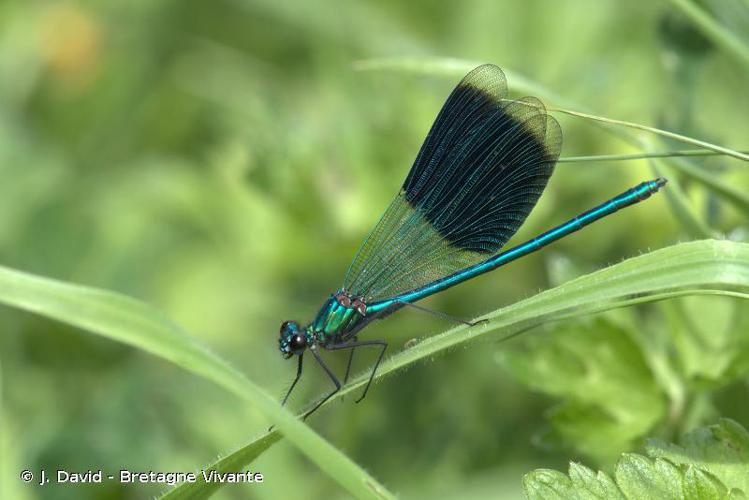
[647,419,749,492]
[498,319,665,463]
[524,420,749,499]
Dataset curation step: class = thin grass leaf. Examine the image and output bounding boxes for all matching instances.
[332,240,749,404]
[159,433,282,500]
[0,356,7,500]
[355,58,749,247]
[352,57,578,108]
[559,149,749,163]
[647,157,715,239]
[667,0,749,66]
[0,266,393,500]
[667,157,749,216]
[168,240,749,499]
[560,148,749,224]
[353,56,749,163]
[548,107,749,163]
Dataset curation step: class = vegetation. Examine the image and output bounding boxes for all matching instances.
[1,1,748,498]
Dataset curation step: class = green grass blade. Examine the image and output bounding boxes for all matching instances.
[169,240,749,495]
[352,57,578,108]
[667,0,749,67]
[352,56,477,76]
[558,149,749,163]
[644,146,715,238]
[353,56,749,163]
[326,240,749,404]
[549,107,749,162]
[353,55,749,238]
[159,433,282,500]
[0,266,393,500]
[668,157,749,216]
[655,165,715,238]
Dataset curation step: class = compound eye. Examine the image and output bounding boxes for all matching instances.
[280,320,298,336]
[289,334,306,354]
[291,335,306,349]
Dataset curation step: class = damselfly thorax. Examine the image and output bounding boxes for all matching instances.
[309,291,369,343]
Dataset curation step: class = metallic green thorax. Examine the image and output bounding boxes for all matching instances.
[307,292,366,344]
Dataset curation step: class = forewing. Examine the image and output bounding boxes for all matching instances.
[344,64,562,302]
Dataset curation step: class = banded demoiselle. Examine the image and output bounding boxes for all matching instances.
[278,64,666,419]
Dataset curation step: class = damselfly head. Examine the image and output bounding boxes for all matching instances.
[279,320,306,358]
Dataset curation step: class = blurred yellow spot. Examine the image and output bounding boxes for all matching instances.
[39,3,101,88]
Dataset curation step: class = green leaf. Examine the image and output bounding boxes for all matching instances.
[550,108,749,163]
[345,240,749,411]
[615,454,727,500]
[729,489,749,500]
[666,0,749,67]
[159,433,281,500]
[683,465,732,499]
[175,240,749,497]
[0,265,393,500]
[557,150,749,164]
[353,56,749,240]
[352,57,575,108]
[354,56,749,162]
[525,454,735,500]
[615,455,681,498]
[523,469,579,500]
[667,158,749,217]
[648,157,715,239]
[498,319,665,463]
[646,419,749,492]
[525,420,749,499]
[665,296,749,386]
[567,462,625,499]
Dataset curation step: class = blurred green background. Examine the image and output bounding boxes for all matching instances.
[1,0,748,498]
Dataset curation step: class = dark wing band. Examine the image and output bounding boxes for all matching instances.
[344,64,562,302]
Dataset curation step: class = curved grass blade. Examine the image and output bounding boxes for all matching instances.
[166,240,749,499]
[558,149,749,163]
[653,162,715,238]
[354,56,745,242]
[548,107,749,162]
[667,0,749,66]
[354,56,749,163]
[313,240,749,408]
[559,151,749,217]
[159,432,282,500]
[0,266,393,500]
[644,140,716,239]
[667,157,749,216]
[352,57,577,108]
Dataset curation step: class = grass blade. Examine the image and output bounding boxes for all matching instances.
[548,107,749,162]
[640,134,716,238]
[557,149,749,214]
[159,433,282,500]
[317,240,749,407]
[558,149,749,163]
[656,162,716,238]
[165,240,749,499]
[0,266,393,500]
[652,160,715,238]
[352,57,578,108]
[668,157,749,216]
[354,56,749,162]
[667,0,749,66]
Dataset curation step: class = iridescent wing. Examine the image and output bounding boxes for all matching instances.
[343,64,562,303]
